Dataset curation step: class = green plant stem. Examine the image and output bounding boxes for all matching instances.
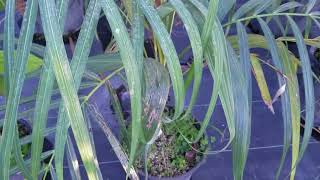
[83,66,124,104]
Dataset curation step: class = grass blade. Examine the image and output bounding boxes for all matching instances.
[306,0,317,14]
[169,0,203,119]
[287,16,315,179]
[276,41,300,180]
[186,0,235,152]
[257,18,298,179]
[38,0,101,178]
[30,0,70,178]
[231,22,252,180]
[132,0,144,76]
[53,0,101,178]
[200,0,219,48]
[101,0,142,174]
[3,0,15,96]
[0,0,39,178]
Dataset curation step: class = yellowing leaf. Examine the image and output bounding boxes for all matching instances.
[250,54,274,114]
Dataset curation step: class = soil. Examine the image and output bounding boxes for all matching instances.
[134,110,208,177]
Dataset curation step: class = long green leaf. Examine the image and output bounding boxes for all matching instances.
[187,0,225,144]
[228,31,301,180]
[31,0,70,178]
[186,0,235,152]
[11,1,42,178]
[288,16,315,180]
[53,0,101,178]
[200,0,219,48]
[277,41,300,180]
[169,0,203,120]
[138,0,185,119]
[3,0,15,96]
[132,0,144,76]
[232,22,252,180]
[0,0,39,178]
[101,0,142,174]
[256,18,297,179]
[38,0,101,178]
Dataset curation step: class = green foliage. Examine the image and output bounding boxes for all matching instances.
[0,0,319,179]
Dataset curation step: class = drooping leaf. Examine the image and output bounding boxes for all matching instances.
[288,16,315,180]
[30,0,70,178]
[53,0,102,178]
[132,0,144,77]
[231,23,252,180]
[186,0,235,153]
[101,0,142,174]
[169,0,203,119]
[38,0,102,178]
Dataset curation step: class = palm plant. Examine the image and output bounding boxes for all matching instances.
[0,0,318,179]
